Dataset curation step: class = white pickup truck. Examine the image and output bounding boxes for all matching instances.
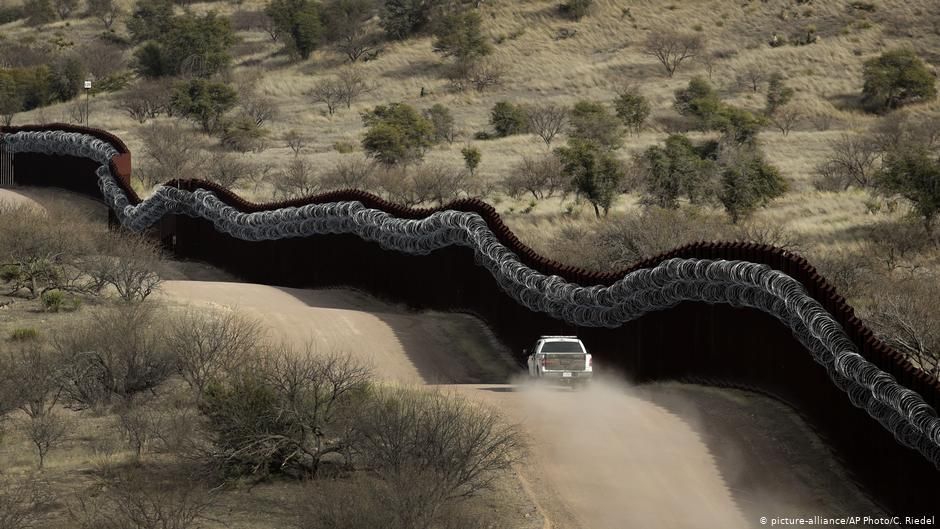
[525,336,593,386]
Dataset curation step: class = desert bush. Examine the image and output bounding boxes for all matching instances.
[769,104,802,136]
[198,347,371,479]
[425,103,456,144]
[272,157,322,199]
[2,344,65,421]
[637,134,717,209]
[489,101,529,138]
[380,0,453,40]
[862,48,937,112]
[0,477,53,529]
[266,0,324,60]
[361,103,434,165]
[411,163,473,205]
[137,123,208,187]
[321,158,376,189]
[167,308,264,395]
[40,290,66,312]
[526,103,567,147]
[815,134,881,190]
[765,72,794,115]
[285,130,306,155]
[220,115,269,152]
[560,0,593,20]
[736,64,766,92]
[127,0,174,43]
[119,80,175,124]
[451,58,504,92]
[865,276,940,378]
[503,154,567,200]
[643,30,704,77]
[357,387,522,503]
[461,146,481,177]
[54,304,174,408]
[83,230,163,303]
[673,76,722,129]
[336,67,373,109]
[117,403,160,459]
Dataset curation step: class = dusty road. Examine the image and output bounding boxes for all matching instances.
[158,280,886,529]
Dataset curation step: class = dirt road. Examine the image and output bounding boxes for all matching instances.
[158,280,886,529]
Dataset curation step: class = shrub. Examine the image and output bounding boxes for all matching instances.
[569,100,623,150]
[673,76,722,128]
[220,115,268,152]
[380,0,451,40]
[333,139,357,153]
[876,146,940,237]
[461,146,481,177]
[40,289,66,312]
[638,134,717,208]
[489,101,529,137]
[424,103,456,144]
[718,146,788,223]
[526,103,567,147]
[765,72,794,115]
[503,154,567,200]
[9,328,39,341]
[560,0,593,20]
[127,0,174,44]
[642,30,704,77]
[862,49,937,112]
[272,157,321,199]
[361,103,434,165]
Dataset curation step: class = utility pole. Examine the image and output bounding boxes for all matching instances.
[83,80,92,126]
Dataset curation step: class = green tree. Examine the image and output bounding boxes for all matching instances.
[569,100,623,150]
[555,139,624,217]
[171,79,238,133]
[380,0,449,40]
[614,89,651,135]
[48,56,86,101]
[361,103,434,165]
[490,101,529,137]
[765,72,794,115]
[24,0,56,25]
[673,76,722,128]
[432,9,491,64]
[718,147,787,223]
[127,0,174,44]
[862,49,937,112]
[424,103,455,144]
[640,135,716,209]
[134,12,235,78]
[0,75,24,126]
[265,0,324,60]
[322,0,380,62]
[876,146,940,236]
[461,146,481,177]
[713,105,766,145]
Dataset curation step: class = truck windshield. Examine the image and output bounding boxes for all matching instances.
[540,341,583,353]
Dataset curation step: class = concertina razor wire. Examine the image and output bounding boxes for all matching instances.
[4,130,939,468]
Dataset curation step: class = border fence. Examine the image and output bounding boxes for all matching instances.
[1,124,939,517]
[0,139,12,187]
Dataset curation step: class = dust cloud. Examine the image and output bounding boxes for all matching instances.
[514,374,752,529]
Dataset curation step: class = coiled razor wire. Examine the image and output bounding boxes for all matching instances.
[5,130,940,468]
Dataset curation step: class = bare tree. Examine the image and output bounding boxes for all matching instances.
[240,95,277,127]
[84,231,163,303]
[642,30,704,77]
[86,0,122,29]
[137,123,208,188]
[78,41,125,80]
[336,68,373,109]
[272,157,321,199]
[205,152,254,190]
[866,277,940,378]
[167,308,264,395]
[54,304,174,408]
[285,130,305,156]
[310,79,344,116]
[3,344,64,420]
[815,133,881,190]
[736,64,766,92]
[503,154,567,200]
[22,411,72,469]
[120,81,174,124]
[526,103,567,147]
[68,474,215,529]
[770,104,803,136]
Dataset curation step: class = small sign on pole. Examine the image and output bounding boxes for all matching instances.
[84,80,92,90]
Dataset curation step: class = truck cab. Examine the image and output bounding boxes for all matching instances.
[525,336,593,385]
